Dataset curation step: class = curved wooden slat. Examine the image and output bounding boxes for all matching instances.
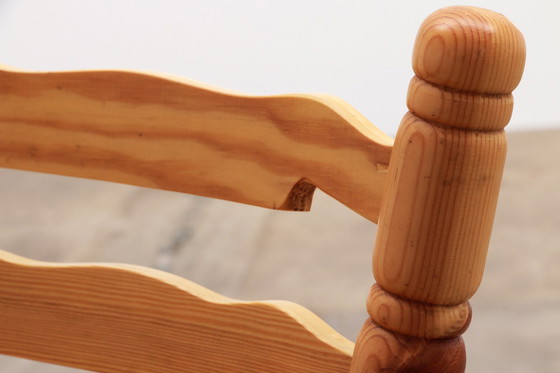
[0,250,353,373]
[0,65,392,222]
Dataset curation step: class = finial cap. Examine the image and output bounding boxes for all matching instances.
[412,6,525,94]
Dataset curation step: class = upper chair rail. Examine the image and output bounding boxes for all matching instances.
[0,66,392,222]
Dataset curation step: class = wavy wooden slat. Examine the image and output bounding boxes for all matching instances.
[0,250,353,373]
[0,65,392,222]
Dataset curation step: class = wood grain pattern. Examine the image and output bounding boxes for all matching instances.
[352,6,525,372]
[350,319,466,373]
[366,284,471,339]
[407,77,514,131]
[373,5,525,306]
[412,6,525,94]
[373,114,508,305]
[0,65,392,222]
[0,250,353,373]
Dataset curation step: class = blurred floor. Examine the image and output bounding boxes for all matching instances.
[0,129,559,372]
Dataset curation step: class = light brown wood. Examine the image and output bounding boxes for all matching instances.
[351,320,466,372]
[0,66,392,222]
[373,5,525,306]
[366,284,471,339]
[412,6,526,95]
[373,114,508,305]
[407,77,514,131]
[0,250,353,373]
[351,6,525,372]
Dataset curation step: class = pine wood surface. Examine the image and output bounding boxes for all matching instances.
[366,284,471,339]
[411,7,525,95]
[350,320,466,373]
[406,77,514,131]
[0,65,392,222]
[0,250,353,373]
[372,5,524,307]
[373,115,508,305]
[351,6,525,372]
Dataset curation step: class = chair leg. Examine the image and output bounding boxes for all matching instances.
[352,319,466,373]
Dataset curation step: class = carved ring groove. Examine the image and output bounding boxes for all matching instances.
[367,284,472,339]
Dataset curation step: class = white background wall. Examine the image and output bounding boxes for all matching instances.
[1,0,558,136]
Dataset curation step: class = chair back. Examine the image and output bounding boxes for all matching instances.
[0,6,525,372]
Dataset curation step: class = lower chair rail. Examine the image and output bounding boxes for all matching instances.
[0,250,352,373]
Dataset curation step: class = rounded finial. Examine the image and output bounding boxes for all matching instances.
[412,6,526,94]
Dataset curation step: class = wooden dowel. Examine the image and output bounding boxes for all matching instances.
[351,6,525,372]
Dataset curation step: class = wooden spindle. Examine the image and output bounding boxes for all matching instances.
[351,6,525,372]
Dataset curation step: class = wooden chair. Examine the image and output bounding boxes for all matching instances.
[0,6,525,372]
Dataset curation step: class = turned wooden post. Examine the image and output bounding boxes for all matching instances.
[351,6,525,372]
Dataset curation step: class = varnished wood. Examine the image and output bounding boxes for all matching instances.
[0,250,353,373]
[0,66,392,222]
[374,114,508,305]
[412,6,525,95]
[352,6,525,372]
[366,284,471,339]
[350,320,466,373]
[407,77,514,131]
